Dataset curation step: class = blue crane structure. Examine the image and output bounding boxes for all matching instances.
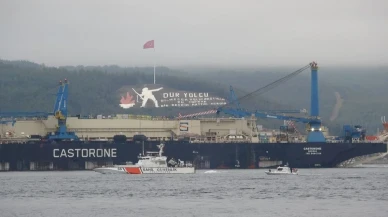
[216,62,325,143]
[48,79,79,141]
[0,79,79,141]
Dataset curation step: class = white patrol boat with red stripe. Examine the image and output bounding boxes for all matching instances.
[93,143,196,174]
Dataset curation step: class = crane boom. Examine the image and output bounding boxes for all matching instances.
[217,108,312,123]
[220,64,311,109]
[217,62,325,143]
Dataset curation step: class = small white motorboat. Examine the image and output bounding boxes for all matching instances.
[265,165,298,175]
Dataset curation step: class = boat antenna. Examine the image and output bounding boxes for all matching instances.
[142,140,145,156]
[157,143,165,157]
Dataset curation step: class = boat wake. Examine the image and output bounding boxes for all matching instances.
[204,170,219,174]
[296,174,323,176]
[357,164,388,168]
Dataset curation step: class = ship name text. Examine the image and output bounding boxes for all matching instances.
[303,147,322,155]
[53,148,117,158]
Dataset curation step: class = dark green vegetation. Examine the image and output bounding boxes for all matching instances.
[1,60,387,136]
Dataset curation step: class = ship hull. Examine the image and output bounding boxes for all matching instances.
[93,166,195,174]
[264,172,298,175]
[0,141,386,171]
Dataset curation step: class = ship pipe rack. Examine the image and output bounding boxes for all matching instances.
[216,62,325,143]
[0,112,51,127]
[0,112,52,118]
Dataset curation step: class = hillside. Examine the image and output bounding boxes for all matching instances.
[1,60,387,136]
[0,60,289,129]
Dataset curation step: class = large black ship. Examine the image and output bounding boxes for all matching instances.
[0,138,386,171]
[1,62,387,171]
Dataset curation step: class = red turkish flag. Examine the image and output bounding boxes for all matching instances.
[143,40,154,49]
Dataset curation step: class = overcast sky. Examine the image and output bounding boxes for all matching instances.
[0,0,387,68]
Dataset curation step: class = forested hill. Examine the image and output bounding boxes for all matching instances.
[1,59,387,136]
[0,60,291,117]
[0,60,221,116]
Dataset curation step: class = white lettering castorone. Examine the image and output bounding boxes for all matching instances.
[303,147,322,151]
[304,147,322,155]
[96,149,103,157]
[53,148,117,158]
[82,149,88,157]
[89,149,96,157]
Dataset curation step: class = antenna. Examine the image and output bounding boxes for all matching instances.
[142,140,145,156]
[157,143,165,157]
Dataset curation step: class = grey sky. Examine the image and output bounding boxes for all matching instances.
[0,0,387,68]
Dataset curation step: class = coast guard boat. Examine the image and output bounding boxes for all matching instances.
[93,143,196,174]
[265,165,298,175]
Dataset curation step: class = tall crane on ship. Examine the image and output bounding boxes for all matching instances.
[0,79,79,141]
[47,79,79,141]
[217,62,324,142]
[178,62,325,143]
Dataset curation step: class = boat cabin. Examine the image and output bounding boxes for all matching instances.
[136,151,168,168]
[277,166,290,172]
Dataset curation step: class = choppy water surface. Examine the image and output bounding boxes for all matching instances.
[0,168,387,217]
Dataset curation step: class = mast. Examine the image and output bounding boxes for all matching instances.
[142,140,144,156]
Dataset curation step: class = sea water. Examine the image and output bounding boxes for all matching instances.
[0,167,387,217]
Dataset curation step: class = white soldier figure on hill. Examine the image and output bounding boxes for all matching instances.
[137,87,163,107]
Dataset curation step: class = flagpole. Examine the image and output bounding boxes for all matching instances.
[143,40,156,84]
